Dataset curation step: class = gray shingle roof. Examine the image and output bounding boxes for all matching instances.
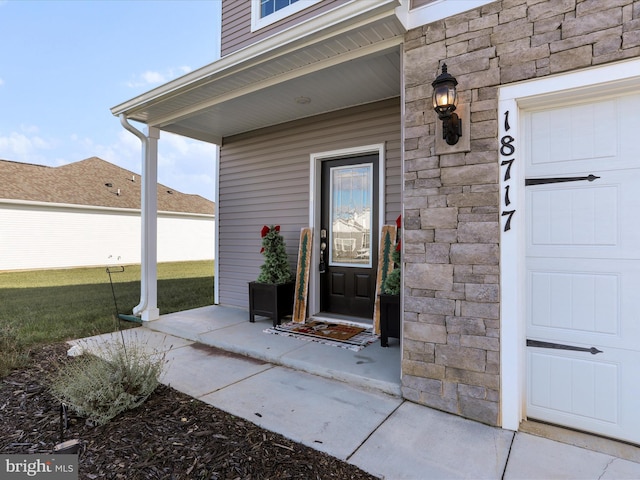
[0,157,214,215]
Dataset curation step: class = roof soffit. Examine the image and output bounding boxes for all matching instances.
[111,2,405,143]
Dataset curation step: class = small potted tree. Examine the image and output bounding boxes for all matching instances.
[379,215,401,347]
[249,225,295,326]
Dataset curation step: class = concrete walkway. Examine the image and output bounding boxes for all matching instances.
[70,306,640,479]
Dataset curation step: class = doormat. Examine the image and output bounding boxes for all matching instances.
[264,321,378,351]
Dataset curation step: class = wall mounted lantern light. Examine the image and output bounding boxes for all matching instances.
[432,63,462,146]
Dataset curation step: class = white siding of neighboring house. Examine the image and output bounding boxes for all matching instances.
[0,201,214,271]
[157,213,215,263]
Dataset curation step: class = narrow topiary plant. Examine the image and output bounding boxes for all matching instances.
[257,225,294,284]
[381,215,401,295]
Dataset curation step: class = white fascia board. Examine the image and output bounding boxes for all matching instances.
[110,0,402,121]
[0,199,214,219]
[394,0,409,30]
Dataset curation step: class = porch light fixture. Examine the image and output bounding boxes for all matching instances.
[432,63,462,145]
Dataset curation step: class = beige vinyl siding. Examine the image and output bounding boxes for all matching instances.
[217,98,400,308]
[221,0,347,57]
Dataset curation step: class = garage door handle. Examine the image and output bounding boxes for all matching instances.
[525,174,600,186]
[527,339,603,355]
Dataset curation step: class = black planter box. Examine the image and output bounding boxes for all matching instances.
[379,293,401,347]
[248,281,295,327]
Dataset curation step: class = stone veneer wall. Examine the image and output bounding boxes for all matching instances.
[402,0,640,426]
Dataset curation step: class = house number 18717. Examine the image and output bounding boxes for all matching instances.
[500,111,515,232]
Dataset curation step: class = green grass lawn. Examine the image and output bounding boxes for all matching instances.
[0,260,214,376]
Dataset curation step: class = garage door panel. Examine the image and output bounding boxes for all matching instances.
[530,184,617,246]
[527,170,640,258]
[527,258,639,350]
[528,348,640,440]
[529,101,617,168]
[528,351,618,423]
[529,270,618,334]
[527,95,639,176]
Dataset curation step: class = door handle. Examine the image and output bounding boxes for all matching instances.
[319,228,327,273]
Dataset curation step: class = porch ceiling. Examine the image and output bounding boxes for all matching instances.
[111,9,405,144]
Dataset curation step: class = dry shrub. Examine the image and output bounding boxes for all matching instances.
[50,338,166,426]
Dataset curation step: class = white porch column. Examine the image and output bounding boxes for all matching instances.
[134,126,160,321]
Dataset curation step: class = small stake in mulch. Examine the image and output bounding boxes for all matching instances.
[106,266,142,325]
[57,403,81,454]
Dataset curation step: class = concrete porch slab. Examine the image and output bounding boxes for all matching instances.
[199,365,403,461]
[149,305,247,340]
[278,338,402,396]
[196,319,313,362]
[153,307,402,397]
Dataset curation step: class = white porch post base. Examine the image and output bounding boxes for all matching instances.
[140,307,160,322]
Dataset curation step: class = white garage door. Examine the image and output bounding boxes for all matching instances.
[525,92,640,444]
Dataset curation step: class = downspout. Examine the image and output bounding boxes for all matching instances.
[119,114,159,320]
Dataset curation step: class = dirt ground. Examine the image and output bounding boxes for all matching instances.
[0,343,378,479]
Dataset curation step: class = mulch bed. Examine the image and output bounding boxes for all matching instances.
[0,343,378,479]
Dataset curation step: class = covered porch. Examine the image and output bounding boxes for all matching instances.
[146,304,401,396]
[110,2,405,320]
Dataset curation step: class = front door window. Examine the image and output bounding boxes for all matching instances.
[329,164,373,268]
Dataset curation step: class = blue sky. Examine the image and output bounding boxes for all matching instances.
[0,0,222,201]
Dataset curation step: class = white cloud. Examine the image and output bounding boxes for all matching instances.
[158,133,217,200]
[0,77,4,87]
[21,124,41,135]
[125,66,192,88]
[0,129,54,164]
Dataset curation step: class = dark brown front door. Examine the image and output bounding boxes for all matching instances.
[320,155,378,320]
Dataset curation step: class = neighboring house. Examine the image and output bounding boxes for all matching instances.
[111,0,640,445]
[0,157,215,271]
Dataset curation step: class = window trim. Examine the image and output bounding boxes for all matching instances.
[251,0,323,32]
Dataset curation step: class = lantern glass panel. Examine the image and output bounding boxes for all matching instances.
[432,84,457,115]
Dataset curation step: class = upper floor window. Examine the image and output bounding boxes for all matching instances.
[261,0,299,18]
[251,0,322,31]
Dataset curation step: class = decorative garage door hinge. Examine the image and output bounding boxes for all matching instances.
[525,174,600,186]
[527,339,603,355]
